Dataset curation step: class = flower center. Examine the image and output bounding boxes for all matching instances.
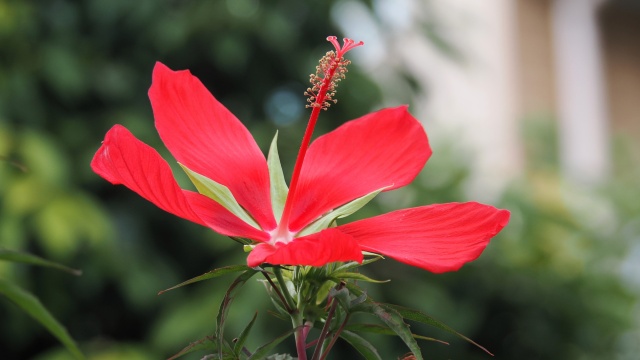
[272,37,363,241]
[269,228,295,246]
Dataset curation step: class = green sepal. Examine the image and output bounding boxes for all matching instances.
[0,279,85,360]
[315,279,337,305]
[297,186,390,237]
[267,131,289,222]
[329,271,389,284]
[158,265,251,295]
[351,302,423,360]
[335,252,385,272]
[386,304,493,355]
[233,311,258,357]
[180,163,260,229]
[0,248,82,275]
[339,330,383,360]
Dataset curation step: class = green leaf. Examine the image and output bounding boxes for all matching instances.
[158,265,251,295]
[266,289,290,318]
[329,271,389,284]
[0,248,82,275]
[167,336,216,360]
[246,328,297,360]
[0,155,28,172]
[216,269,260,358]
[0,278,85,359]
[267,131,289,222]
[344,281,366,297]
[344,323,449,344]
[339,330,382,360]
[386,304,492,356]
[297,186,389,237]
[233,311,258,357]
[349,292,368,308]
[352,302,423,360]
[180,163,260,229]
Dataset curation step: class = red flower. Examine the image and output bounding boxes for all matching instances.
[92,39,509,273]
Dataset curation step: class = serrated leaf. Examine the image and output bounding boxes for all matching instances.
[167,335,218,360]
[329,271,389,284]
[0,248,82,275]
[0,278,84,359]
[216,269,259,358]
[265,354,296,360]
[180,164,260,229]
[344,323,449,344]
[339,330,382,360]
[158,265,251,295]
[167,337,237,360]
[247,328,297,360]
[352,302,423,360]
[386,304,492,356]
[267,131,289,222]
[297,186,389,237]
[233,312,258,356]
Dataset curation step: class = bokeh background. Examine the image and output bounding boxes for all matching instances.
[1,0,640,359]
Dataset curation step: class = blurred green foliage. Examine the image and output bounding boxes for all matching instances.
[1,0,638,359]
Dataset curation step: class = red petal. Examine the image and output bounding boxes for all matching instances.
[338,202,510,273]
[288,106,431,232]
[246,228,363,267]
[149,62,276,231]
[91,125,269,241]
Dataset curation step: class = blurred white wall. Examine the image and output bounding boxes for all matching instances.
[334,0,522,200]
[335,0,639,194]
[397,0,522,199]
[552,0,610,184]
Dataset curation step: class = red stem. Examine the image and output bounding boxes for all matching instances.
[276,63,339,235]
[295,321,312,360]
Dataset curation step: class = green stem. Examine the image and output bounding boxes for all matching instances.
[273,267,308,359]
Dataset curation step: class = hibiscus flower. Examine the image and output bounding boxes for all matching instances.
[92,37,509,273]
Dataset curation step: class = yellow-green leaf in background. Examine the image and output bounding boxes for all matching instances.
[0,278,85,359]
[0,248,81,275]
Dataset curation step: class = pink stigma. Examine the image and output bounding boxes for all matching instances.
[327,36,364,58]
